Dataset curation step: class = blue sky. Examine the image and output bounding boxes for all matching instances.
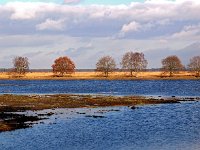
[0,0,199,69]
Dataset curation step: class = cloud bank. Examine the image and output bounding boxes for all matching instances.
[0,0,199,69]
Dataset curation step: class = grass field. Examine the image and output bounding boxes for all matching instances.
[0,71,198,80]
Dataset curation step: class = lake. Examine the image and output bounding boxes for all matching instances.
[0,79,199,96]
[0,102,200,150]
[0,79,200,150]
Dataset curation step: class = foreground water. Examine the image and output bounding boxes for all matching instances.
[0,79,200,150]
[0,79,199,96]
[0,102,200,150]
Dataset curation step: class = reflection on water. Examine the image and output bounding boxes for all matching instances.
[0,102,200,150]
[0,80,199,96]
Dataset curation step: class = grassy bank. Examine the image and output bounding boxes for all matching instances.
[0,94,181,110]
[0,71,199,80]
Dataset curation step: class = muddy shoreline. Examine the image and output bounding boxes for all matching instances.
[0,94,199,132]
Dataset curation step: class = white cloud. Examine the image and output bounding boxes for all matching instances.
[175,0,200,4]
[0,0,200,68]
[64,0,81,4]
[6,2,40,20]
[2,0,199,21]
[171,24,200,39]
[121,21,141,33]
[36,18,66,31]
[0,1,199,39]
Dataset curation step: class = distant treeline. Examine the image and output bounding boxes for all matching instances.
[0,68,98,72]
[1,53,199,77]
[0,68,184,73]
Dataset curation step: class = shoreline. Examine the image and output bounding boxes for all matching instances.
[0,94,199,132]
[0,71,199,80]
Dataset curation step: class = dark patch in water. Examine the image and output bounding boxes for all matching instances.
[0,107,53,132]
[0,106,31,112]
[85,115,106,118]
[0,112,42,132]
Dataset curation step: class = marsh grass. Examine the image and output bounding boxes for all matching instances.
[0,71,198,80]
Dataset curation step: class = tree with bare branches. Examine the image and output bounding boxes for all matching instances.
[52,56,75,77]
[13,56,29,75]
[188,56,200,77]
[161,55,184,77]
[121,52,148,77]
[96,56,116,77]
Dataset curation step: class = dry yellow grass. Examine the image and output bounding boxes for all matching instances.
[0,71,198,80]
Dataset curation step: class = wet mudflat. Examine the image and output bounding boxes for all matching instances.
[0,94,199,132]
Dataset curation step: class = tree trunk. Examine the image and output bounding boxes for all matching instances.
[135,71,138,78]
[106,71,108,77]
[130,70,133,77]
[169,71,173,77]
[60,72,64,77]
[104,71,108,77]
[196,71,200,77]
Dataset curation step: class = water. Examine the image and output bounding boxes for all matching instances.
[0,102,200,150]
[0,79,200,150]
[0,79,199,96]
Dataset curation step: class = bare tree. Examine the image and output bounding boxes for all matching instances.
[161,55,184,77]
[52,56,75,77]
[188,56,200,77]
[96,56,116,77]
[121,52,148,77]
[13,56,29,75]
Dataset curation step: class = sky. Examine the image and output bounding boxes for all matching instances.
[0,0,146,5]
[0,0,199,69]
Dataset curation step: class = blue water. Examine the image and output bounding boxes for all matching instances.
[0,102,200,150]
[0,79,200,150]
[0,80,199,96]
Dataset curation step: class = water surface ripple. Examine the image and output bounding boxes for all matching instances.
[0,102,200,150]
[0,80,199,96]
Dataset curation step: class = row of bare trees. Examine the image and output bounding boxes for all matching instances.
[96,52,148,77]
[96,53,200,77]
[10,53,200,77]
[162,55,200,77]
[11,56,76,77]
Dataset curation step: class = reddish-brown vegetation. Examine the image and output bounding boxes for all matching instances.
[52,56,75,76]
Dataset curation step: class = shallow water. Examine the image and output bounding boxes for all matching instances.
[0,80,199,96]
[0,102,200,150]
